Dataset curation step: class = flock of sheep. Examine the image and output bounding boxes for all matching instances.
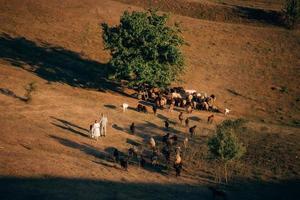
[110,86,231,177]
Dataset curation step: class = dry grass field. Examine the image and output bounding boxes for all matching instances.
[0,0,299,199]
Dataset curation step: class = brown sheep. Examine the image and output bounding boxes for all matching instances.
[207,114,214,124]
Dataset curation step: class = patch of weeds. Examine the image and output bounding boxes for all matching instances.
[24,82,37,103]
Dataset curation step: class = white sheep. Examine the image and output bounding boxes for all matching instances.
[171,92,182,99]
[225,108,230,115]
[183,137,188,149]
[185,89,197,94]
[122,103,129,112]
[175,153,182,164]
[149,137,156,149]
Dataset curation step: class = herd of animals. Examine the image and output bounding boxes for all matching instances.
[89,86,230,199]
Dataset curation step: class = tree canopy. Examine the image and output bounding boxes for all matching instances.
[101,10,185,88]
[208,119,246,162]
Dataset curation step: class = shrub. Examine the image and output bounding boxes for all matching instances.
[24,82,37,103]
[283,0,300,29]
[101,10,185,89]
[208,119,246,182]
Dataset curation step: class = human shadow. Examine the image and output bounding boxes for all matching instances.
[50,117,89,138]
[0,33,129,96]
[0,88,27,102]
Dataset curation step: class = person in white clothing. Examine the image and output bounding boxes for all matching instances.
[100,113,108,137]
[92,120,100,140]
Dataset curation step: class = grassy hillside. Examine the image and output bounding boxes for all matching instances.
[0,0,299,199]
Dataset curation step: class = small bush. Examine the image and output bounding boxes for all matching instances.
[208,119,246,182]
[283,0,300,29]
[24,82,37,103]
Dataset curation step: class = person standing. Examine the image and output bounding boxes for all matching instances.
[91,120,100,140]
[100,113,108,137]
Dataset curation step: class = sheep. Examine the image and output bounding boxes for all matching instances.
[207,114,214,124]
[122,103,129,112]
[186,105,193,114]
[224,108,230,115]
[151,148,159,166]
[120,157,129,171]
[174,162,183,177]
[164,120,170,130]
[174,153,183,177]
[162,145,171,162]
[185,118,189,127]
[142,105,148,113]
[130,122,135,134]
[188,94,193,102]
[149,137,156,149]
[175,146,181,155]
[152,105,157,115]
[175,153,182,164]
[137,104,143,112]
[189,125,197,137]
[178,112,184,125]
[185,89,197,95]
[171,92,182,99]
[183,137,188,149]
[168,103,174,112]
[139,155,146,168]
[128,146,139,159]
[169,135,178,145]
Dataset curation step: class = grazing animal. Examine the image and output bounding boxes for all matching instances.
[140,155,146,168]
[122,103,129,112]
[113,148,120,163]
[178,112,184,125]
[130,122,135,134]
[142,105,148,113]
[128,146,139,159]
[162,133,170,144]
[185,89,197,94]
[224,108,230,115]
[169,103,174,112]
[186,105,193,114]
[208,186,227,200]
[162,146,171,162]
[166,135,178,146]
[152,105,157,115]
[137,104,143,112]
[171,92,182,99]
[207,114,214,124]
[149,137,156,149]
[174,162,183,177]
[189,125,197,137]
[183,137,188,149]
[165,120,170,129]
[185,118,189,127]
[151,149,159,166]
[120,157,129,171]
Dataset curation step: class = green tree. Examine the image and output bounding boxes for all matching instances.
[101,10,185,88]
[283,0,300,29]
[208,119,246,182]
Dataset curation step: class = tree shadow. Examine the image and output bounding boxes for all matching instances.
[1,176,299,200]
[0,33,130,96]
[233,5,284,27]
[0,88,27,102]
[49,135,108,160]
[50,117,89,138]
